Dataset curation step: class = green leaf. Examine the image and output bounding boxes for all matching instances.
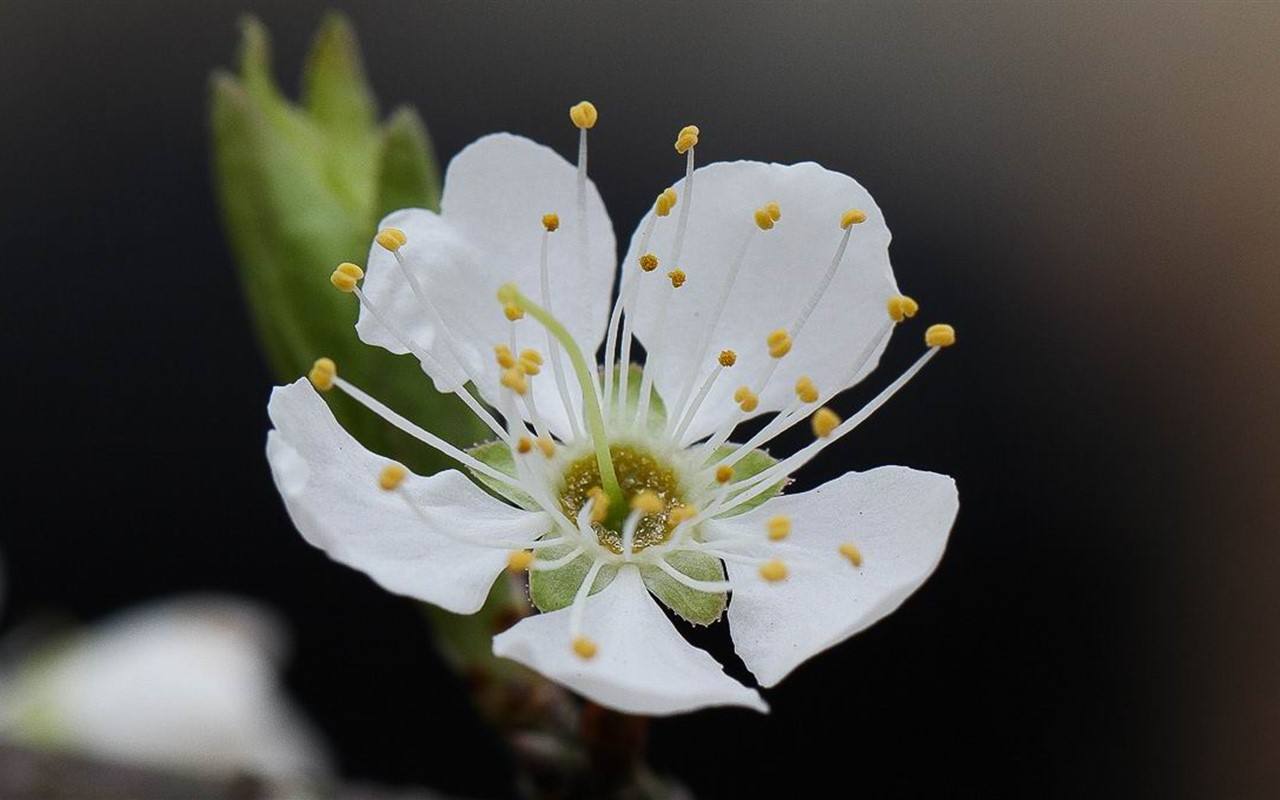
[529,541,619,612]
[640,550,727,626]
[375,106,442,217]
[713,444,788,516]
[301,12,377,139]
[467,439,539,509]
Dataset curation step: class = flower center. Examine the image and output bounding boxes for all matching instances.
[559,444,684,553]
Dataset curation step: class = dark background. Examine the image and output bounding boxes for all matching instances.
[3,1,1278,797]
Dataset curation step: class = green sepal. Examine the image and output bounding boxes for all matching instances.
[640,550,727,626]
[606,363,666,435]
[375,106,442,218]
[466,439,539,510]
[713,444,788,516]
[529,541,619,612]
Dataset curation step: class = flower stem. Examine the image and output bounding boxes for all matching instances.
[506,286,624,507]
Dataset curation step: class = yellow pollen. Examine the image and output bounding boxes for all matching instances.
[375,227,406,251]
[336,262,364,279]
[536,436,556,458]
[516,436,533,454]
[378,463,408,491]
[518,348,543,375]
[631,490,664,514]
[500,367,528,395]
[587,486,610,523]
[718,349,737,367]
[759,559,789,582]
[715,465,734,484]
[542,213,560,232]
[839,542,864,567]
[674,124,700,154]
[812,407,841,438]
[308,357,336,391]
[504,302,525,321]
[667,504,697,528]
[507,549,535,572]
[572,636,598,659]
[494,344,516,369]
[765,201,781,221]
[925,323,957,348]
[639,252,659,271]
[795,375,819,403]
[655,188,678,217]
[329,269,358,292]
[668,269,687,288]
[887,294,920,322]
[840,209,868,229]
[766,515,791,541]
[733,386,759,413]
[569,100,598,130]
[767,328,793,358]
[754,207,775,231]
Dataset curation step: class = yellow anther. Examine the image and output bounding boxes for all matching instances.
[516,436,533,454]
[795,375,819,404]
[887,294,920,322]
[569,100,598,130]
[754,207,775,231]
[308,357,336,391]
[767,329,793,358]
[667,504,697,528]
[504,303,525,321]
[500,367,528,395]
[925,323,957,348]
[631,490,663,514]
[587,486,610,523]
[518,348,543,375]
[496,283,518,304]
[733,386,759,413]
[336,262,364,279]
[718,350,737,367]
[536,436,556,458]
[668,269,687,288]
[375,227,406,251]
[542,213,560,232]
[811,406,842,438]
[715,465,734,484]
[639,252,659,271]
[494,344,516,369]
[655,188,678,217]
[766,515,791,541]
[674,124,700,154]
[839,542,864,567]
[765,201,781,222]
[507,550,535,572]
[572,635,598,659]
[758,559,789,582]
[378,463,408,491]
[840,209,868,229]
[330,269,358,292]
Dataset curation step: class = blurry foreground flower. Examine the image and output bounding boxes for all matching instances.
[267,104,960,714]
[0,596,330,784]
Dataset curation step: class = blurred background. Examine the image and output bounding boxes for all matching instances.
[2,0,1278,797]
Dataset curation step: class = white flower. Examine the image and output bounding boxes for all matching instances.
[267,103,959,716]
[0,596,331,782]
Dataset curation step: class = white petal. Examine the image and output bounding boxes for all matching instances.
[622,161,897,442]
[492,565,766,715]
[266,379,550,614]
[707,466,958,687]
[357,134,616,435]
[0,596,331,781]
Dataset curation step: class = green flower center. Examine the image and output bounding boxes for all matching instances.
[559,444,685,554]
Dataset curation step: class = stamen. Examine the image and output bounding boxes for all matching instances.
[795,376,819,404]
[653,557,733,594]
[572,636,598,660]
[308,358,336,392]
[587,486,610,524]
[536,435,556,458]
[887,294,919,322]
[507,550,535,572]
[715,465,734,484]
[538,216,583,440]
[669,350,735,443]
[504,303,525,321]
[620,509,641,560]
[925,323,957,348]
[516,436,533,454]
[766,515,791,541]
[839,542,864,567]
[378,463,408,491]
[531,545,586,572]
[631,491,664,514]
[568,557,606,655]
[758,559,789,582]
[811,407,841,438]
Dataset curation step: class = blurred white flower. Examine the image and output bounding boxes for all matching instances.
[0,595,331,783]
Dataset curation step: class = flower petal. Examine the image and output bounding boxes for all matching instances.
[707,466,958,687]
[357,133,616,435]
[622,161,897,442]
[266,379,551,614]
[492,565,767,715]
